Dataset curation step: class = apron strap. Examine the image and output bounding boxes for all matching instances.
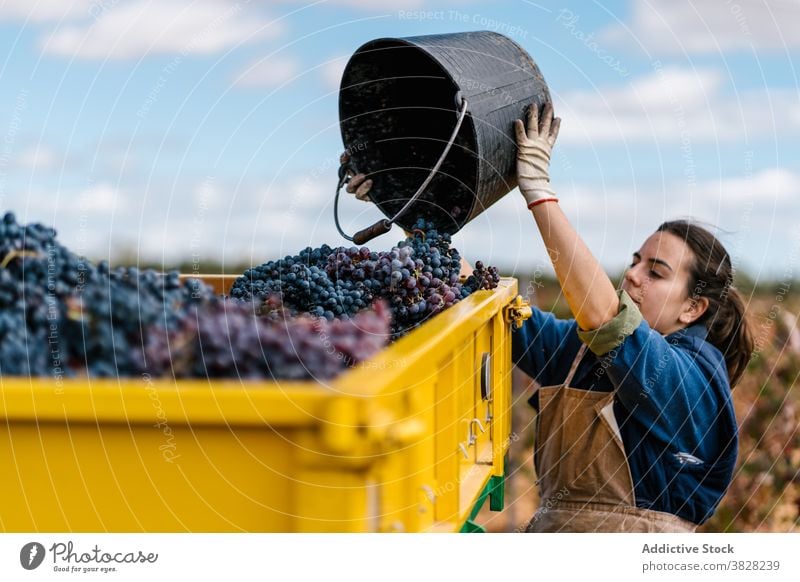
[528,338,590,397]
[563,343,588,386]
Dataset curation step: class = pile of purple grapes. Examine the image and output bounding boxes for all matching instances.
[0,213,498,381]
[231,218,500,338]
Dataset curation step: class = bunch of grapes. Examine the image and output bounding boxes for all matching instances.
[60,264,216,377]
[229,243,372,320]
[229,219,499,338]
[463,261,501,293]
[0,212,100,376]
[0,211,498,381]
[144,298,391,380]
[0,211,222,378]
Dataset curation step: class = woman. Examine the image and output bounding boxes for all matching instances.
[513,102,754,532]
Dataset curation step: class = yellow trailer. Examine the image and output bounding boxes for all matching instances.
[0,278,530,532]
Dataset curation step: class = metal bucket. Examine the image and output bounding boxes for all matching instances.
[338,31,550,237]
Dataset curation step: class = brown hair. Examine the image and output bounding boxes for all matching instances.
[657,220,754,387]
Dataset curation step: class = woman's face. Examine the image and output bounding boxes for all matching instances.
[621,231,708,336]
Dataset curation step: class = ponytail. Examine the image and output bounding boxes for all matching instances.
[704,285,753,387]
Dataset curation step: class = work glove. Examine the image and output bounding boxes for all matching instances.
[515,101,561,208]
[340,152,372,201]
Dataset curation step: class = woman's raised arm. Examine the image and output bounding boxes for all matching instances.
[516,102,619,331]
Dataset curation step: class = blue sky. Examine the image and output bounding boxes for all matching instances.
[0,0,798,280]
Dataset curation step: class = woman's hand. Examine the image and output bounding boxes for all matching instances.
[515,102,561,208]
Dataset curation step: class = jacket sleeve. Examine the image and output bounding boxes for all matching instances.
[576,290,643,355]
[575,290,733,457]
[512,306,578,387]
[594,322,733,459]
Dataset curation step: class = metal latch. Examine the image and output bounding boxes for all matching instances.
[459,419,487,459]
[467,418,486,446]
[504,295,533,329]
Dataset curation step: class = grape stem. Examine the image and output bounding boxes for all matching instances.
[0,250,41,269]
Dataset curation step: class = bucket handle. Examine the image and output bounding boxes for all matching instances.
[334,97,469,245]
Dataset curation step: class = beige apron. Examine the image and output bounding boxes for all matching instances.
[526,344,696,533]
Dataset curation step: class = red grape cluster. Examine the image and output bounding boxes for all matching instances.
[230,219,499,338]
[144,299,391,380]
[463,261,501,292]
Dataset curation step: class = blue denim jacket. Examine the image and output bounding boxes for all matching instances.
[512,298,738,525]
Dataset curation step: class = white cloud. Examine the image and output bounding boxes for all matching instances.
[556,65,800,144]
[456,166,799,278]
[24,182,126,216]
[192,177,219,208]
[127,172,406,264]
[14,146,59,171]
[41,0,283,60]
[320,56,347,91]
[279,0,427,10]
[326,0,425,8]
[791,102,800,126]
[13,164,799,278]
[0,0,92,22]
[712,167,798,205]
[77,182,127,213]
[561,168,800,274]
[16,182,130,257]
[600,0,800,54]
[561,168,799,217]
[233,56,300,88]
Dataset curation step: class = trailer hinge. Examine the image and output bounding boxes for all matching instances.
[504,295,532,329]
